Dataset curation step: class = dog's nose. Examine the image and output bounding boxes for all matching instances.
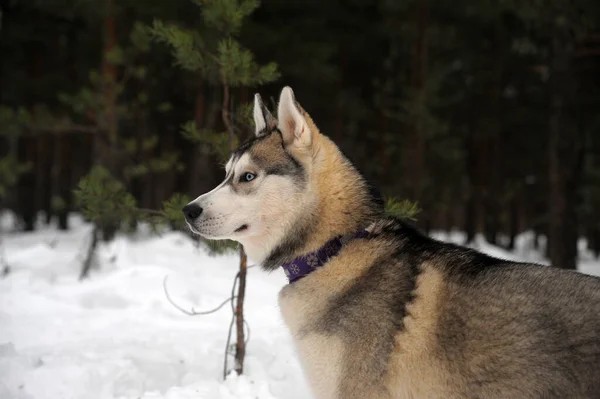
[182,203,203,221]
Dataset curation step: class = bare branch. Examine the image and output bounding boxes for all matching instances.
[138,208,166,217]
[79,226,99,280]
[162,275,237,316]
[20,122,100,136]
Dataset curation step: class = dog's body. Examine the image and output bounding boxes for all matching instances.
[279,221,600,398]
[184,87,600,398]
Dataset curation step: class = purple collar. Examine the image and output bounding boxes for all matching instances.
[281,229,370,283]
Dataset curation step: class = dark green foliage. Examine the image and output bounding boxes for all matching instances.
[74,166,138,229]
[1,0,599,270]
[0,108,31,199]
[384,198,421,221]
[67,0,281,266]
[203,239,239,256]
[0,155,30,199]
[151,0,280,170]
[75,168,193,233]
[61,17,184,239]
[150,0,279,87]
[0,107,34,137]
[159,193,192,231]
[151,0,280,376]
[180,121,235,163]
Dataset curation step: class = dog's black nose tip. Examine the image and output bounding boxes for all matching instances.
[182,203,203,221]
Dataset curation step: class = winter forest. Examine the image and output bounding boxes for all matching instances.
[1,0,600,398]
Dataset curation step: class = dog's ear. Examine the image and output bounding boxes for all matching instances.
[253,94,276,137]
[277,86,311,147]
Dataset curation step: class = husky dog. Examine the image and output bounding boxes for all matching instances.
[183,87,600,399]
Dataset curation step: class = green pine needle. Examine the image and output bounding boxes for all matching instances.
[384,197,421,220]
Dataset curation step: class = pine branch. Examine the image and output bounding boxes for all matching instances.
[385,197,421,220]
[220,70,235,151]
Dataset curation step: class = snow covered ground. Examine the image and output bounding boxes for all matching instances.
[1,214,599,399]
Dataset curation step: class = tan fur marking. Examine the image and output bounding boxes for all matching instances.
[385,264,455,398]
[289,333,344,399]
[279,279,344,398]
[279,240,395,399]
[287,128,377,259]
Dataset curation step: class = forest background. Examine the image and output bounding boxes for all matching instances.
[2,0,600,273]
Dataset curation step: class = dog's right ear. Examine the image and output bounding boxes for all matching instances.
[253,94,276,137]
[277,86,312,148]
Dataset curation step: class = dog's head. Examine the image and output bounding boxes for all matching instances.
[183,87,322,262]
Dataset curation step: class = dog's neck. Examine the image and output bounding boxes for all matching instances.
[281,228,371,283]
[248,133,383,271]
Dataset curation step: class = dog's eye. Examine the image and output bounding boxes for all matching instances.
[240,172,256,183]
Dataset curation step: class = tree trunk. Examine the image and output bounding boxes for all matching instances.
[532,228,540,251]
[37,134,52,224]
[334,47,347,143]
[96,0,119,241]
[0,233,9,277]
[464,127,481,245]
[18,43,45,231]
[590,226,600,260]
[234,246,247,374]
[96,0,118,168]
[186,82,217,195]
[483,26,506,246]
[17,136,37,231]
[220,75,247,375]
[378,111,391,191]
[507,195,519,251]
[484,138,500,246]
[51,135,63,228]
[80,226,99,280]
[547,23,583,270]
[464,195,476,245]
[403,0,428,201]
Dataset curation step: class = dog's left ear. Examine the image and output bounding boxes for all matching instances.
[277,86,312,148]
[253,94,276,137]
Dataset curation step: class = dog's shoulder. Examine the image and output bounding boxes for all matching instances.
[369,216,600,292]
[366,217,511,274]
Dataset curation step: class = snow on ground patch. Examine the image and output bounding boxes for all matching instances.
[0,216,308,399]
[1,215,599,399]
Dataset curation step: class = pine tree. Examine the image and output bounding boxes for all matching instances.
[150,0,279,376]
[0,108,32,276]
[0,108,31,200]
[64,13,191,277]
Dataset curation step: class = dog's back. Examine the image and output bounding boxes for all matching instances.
[422,227,600,398]
[434,262,600,398]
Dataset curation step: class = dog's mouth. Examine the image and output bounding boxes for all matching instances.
[234,224,248,233]
[186,220,248,239]
[186,223,203,236]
